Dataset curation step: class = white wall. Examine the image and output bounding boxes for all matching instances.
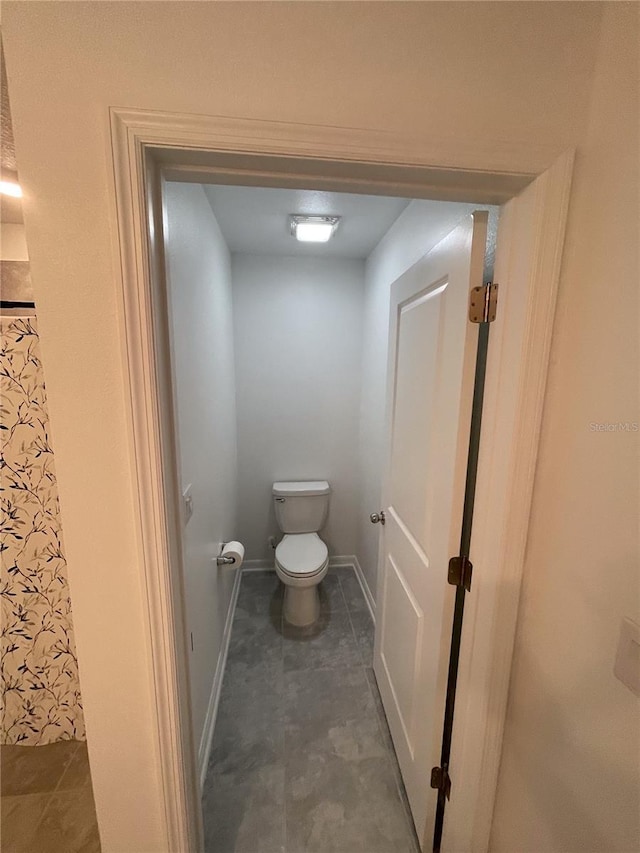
[163,183,238,759]
[490,5,639,851]
[355,200,478,598]
[2,3,609,849]
[232,253,365,562]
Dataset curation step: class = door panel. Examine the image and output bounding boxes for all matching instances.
[380,549,424,756]
[390,280,447,550]
[373,213,487,846]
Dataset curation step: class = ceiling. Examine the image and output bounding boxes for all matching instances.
[202,184,411,259]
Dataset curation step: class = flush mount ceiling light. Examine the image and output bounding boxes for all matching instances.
[290,215,340,243]
[0,180,23,198]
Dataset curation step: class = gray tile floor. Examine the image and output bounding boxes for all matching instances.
[203,568,420,853]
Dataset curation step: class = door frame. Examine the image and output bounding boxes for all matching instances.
[109,107,573,852]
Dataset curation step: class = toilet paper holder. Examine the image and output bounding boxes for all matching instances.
[216,554,235,565]
[215,541,244,566]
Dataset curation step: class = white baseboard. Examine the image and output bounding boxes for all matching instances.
[328,555,353,568]
[241,558,274,572]
[351,556,376,624]
[197,566,243,790]
[332,555,376,624]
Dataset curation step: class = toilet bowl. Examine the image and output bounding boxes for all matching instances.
[275,533,329,626]
[272,480,330,627]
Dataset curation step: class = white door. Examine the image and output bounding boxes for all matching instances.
[373,212,488,846]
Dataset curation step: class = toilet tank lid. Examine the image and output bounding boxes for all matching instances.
[273,480,330,497]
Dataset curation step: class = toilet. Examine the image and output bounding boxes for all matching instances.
[273,480,330,627]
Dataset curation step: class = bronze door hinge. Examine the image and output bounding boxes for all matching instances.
[469,282,498,323]
[448,555,473,591]
[430,766,452,800]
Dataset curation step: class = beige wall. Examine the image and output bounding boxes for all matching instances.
[490,5,639,851]
[0,223,28,261]
[1,3,618,850]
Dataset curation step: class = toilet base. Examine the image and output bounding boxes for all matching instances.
[283,585,320,627]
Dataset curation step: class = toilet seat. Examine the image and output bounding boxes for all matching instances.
[275,533,328,577]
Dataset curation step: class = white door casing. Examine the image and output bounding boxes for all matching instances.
[109,107,573,853]
[374,213,488,843]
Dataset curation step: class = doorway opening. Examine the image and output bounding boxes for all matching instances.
[161,179,498,851]
[109,104,573,853]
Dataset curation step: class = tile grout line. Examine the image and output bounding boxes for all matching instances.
[338,565,407,797]
[280,576,288,853]
[366,668,421,851]
[337,567,420,852]
[338,567,370,673]
[341,569,421,852]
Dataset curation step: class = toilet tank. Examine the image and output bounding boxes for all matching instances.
[273,481,330,533]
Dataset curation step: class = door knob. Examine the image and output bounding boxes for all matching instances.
[370,511,386,525]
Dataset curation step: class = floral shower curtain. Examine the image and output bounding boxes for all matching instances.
[1,316,85,744]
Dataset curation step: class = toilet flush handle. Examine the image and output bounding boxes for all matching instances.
[275,497,286,503]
